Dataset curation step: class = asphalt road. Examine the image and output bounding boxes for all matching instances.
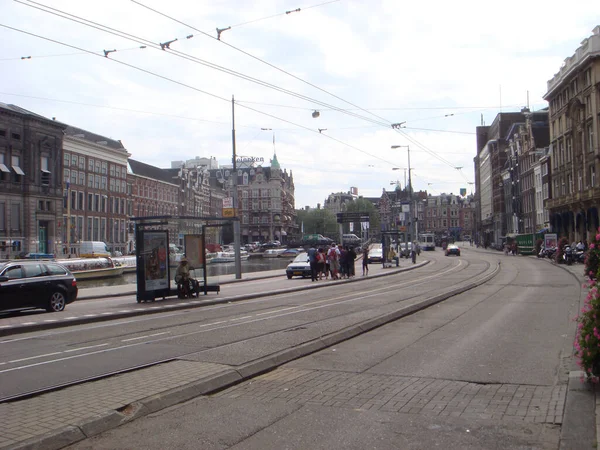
[0,250,488,401]
[62,247,583,450]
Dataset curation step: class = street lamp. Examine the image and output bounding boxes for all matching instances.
[391,145,412,257]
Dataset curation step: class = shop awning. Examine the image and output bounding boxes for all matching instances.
[0,164,9,173]
[12,165,25,176]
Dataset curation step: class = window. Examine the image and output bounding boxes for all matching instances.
[71,191,77,210]
[589,126,594,153]
[79,156,85,170]
[11,155,24,180]
[64,153,70,167]
[41,155,50,186]
[10,203,20,231]
[94,175,100,189]
[71,154,78,166]
[101,196,107,213]
[78,172,85,185]
[110,164,115,177]
[88,158,94,171]
[87,173,93,188]
[95,161,101,173]
[101,176,107,190]
[109,179,115,192]
[78,192,84,210]
[0,153,8,179]
[101,161,107,175]
[94,194,100,211]
[591,165,596,187]
[71,170,77,185]
[0,202,5,231]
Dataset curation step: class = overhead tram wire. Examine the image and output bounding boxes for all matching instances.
[19,0,475,175]
[19,0,391,130]
[14,2,471,176]
[129,0,392,127]
[127,0,475,176]
[0,23,399,169]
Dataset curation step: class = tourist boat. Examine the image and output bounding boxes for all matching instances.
[57,257,124,280]
[262,248,287,258]
[209,250,250,264]
[112,255,137,273]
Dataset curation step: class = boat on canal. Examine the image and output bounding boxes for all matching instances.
[57,257,124,280]
[210,250,250,263]
[262,248,287,258]
[112,255,137,273]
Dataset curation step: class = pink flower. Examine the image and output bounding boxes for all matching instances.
[591,244,596,250]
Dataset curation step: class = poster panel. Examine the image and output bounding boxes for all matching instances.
[544,233,557,249]
[143,231,169,291]
[184,234,205,268]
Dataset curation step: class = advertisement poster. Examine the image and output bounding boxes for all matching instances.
[143,231,169,291]
[184,234,205,268]
[544,233,558,249]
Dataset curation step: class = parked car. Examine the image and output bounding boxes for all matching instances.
[368,247,383,263]
[0,260,78,313]
[286,252,311,279]
[445,244,461,256]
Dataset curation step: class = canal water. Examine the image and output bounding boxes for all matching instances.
[76,256,294,289]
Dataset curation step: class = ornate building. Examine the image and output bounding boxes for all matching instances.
[209,153,297,244]
[0,103,66,257]
[544,26,600,241]
[63,126,130,255]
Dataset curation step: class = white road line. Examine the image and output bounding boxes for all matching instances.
[21,322,37,325]
[121,331,170,342]
[8,352,62,363]
[64,343,108,353]
[43,320,58,323]
[83,314,97,317]
[101,312,113,315]
[229,316,253,321]
[64,317,77,320]
[0,325,12,329]
[118,310,132,313]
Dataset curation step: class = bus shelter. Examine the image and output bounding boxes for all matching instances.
[131,215,234,302]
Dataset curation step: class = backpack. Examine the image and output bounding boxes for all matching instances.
[328,248,338,261]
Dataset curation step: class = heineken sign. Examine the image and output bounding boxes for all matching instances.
[236,156,264,164]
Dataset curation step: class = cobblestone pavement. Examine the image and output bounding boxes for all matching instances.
[215,368,566,424]
[0,360,230,449]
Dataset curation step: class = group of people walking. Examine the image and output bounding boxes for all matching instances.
[307,243,359,281]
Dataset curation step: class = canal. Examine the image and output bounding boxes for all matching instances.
[76,256,294,289]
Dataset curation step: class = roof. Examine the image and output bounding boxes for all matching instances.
[65,125,126,151]
[0,102,67,127]
[128,159,179,185]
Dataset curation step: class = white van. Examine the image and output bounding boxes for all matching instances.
[80,241,110,258]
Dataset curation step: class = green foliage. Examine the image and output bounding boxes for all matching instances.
[576,229,600,382]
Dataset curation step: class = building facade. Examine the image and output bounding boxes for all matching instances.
[544,26,600,241]
[209,153,297,244]
[0,103,66,257]
[62,126,130,256]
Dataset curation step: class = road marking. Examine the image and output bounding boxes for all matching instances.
[0,325,12,329]
[8,352,62,363]
[122,331,170,342]
[21,322,37,325]
[64,343,108,352]
[229,316,253,321]
[64,317,77,320]
[43,319,58,323]
[101,312,113,315]
[118,310,132,313]
[83,314,97,317]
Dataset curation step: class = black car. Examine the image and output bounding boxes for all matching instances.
[0,261,78,313]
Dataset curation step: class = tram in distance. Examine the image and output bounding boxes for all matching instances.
[419,233,435,251]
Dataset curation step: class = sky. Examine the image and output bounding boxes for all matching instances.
[1,1,599,208]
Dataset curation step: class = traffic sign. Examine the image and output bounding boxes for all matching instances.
[336,212,370,223]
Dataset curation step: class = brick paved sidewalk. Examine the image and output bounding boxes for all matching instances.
[0,360,234,449]
[216,368,566,424]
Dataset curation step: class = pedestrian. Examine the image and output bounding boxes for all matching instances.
[347,246,357,277]
[339,244,348,278]
[307,245,318,282]
[362,247,369,276]
[316,248,326,280]
[328,243,340,280]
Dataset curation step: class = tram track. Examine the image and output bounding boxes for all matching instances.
[0,255,497,403]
